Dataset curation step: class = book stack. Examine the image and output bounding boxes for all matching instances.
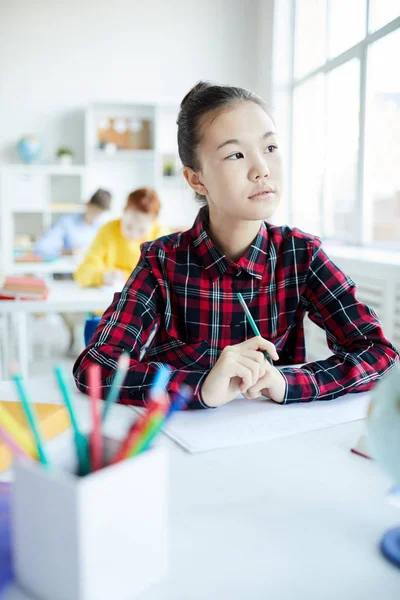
[0,276,49,300]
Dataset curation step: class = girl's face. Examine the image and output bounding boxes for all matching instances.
[121,209,153,241]
[185,101,282,222]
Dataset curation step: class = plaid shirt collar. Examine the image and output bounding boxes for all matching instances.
[190,208,269,282]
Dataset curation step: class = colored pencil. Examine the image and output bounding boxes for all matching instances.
[54,364,90,476]
[110,394,168,465]
[0,423,33,461]
[150,366,171,398]
[0,403,37,457]
[88,364,102,472]
[102,352,130,424]
[12,374,49,466]
[129,411,166,457]
[236,292,272,363]
[136,386,192,455]
[166,384,193,418]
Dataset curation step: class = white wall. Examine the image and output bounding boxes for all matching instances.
[0,0,262,164]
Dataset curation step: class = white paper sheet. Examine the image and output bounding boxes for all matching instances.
[160,392,370,453]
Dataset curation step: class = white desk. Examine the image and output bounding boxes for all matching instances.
[10,256,81,276]
[1,377,399,600]
[0,281,116,379]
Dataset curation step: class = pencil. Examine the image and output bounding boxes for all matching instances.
[0,403,37,457]
[150,366,171,398]
[129,410,166,457]
[102,352,130,424]
[89,364,103,472]
[55,364,90,476]
[110,391,169,464]
[0,423,33,461]
[133,386,192,456]
[166,384,192,418]
[236,292,272,364]
[12,374,49,466]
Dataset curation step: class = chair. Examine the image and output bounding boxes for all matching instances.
[84,316,101,346]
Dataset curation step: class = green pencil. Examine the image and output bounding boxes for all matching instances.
[13,374,49,466]
[55,365,90,476]
[128,412,166,457]
[236,292,272,364]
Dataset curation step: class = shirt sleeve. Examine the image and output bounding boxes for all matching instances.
[73,250,210,409]
[34,217,67,258]
[73,227,109,287]
[279,240,399,403]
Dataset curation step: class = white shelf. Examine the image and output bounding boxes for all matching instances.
[91,149,155,161]
[0,164,86,176]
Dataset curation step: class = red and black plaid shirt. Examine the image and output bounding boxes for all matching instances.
[73,209,398,409]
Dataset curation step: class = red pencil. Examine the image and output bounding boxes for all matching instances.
[89,364,103,472]
[110,393,169,465]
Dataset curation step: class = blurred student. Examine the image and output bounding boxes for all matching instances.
[35,188,112,259]
[74,187,168,287]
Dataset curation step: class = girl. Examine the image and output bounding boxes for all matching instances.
[74,187,167,287]
[73,82,398,408]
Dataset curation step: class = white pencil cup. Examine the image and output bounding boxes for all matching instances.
[11,436,168,600]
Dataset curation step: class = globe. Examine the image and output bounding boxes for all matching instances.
[17,136,43,164]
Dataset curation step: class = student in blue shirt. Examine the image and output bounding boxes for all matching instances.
[35,189,112,259]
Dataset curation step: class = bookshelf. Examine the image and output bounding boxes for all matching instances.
[0,101,195,276]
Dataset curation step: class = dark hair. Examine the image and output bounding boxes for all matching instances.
[125,187,161,217]
[177,81,273,203]
[88,188,112,211]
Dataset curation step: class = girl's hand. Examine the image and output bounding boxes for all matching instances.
[201,336,279,408]
[243,362,287,404]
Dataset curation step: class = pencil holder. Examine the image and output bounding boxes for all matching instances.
[11,436,168,600]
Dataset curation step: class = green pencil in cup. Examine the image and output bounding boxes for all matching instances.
[55,365,90,476]
[12,373,50,467]
[236,293,273,364]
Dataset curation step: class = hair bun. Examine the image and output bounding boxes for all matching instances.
[180,81,212,109]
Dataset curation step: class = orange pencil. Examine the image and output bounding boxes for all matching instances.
[89,364,102,472]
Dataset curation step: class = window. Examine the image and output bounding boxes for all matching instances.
[369,0,399,32]
[294,0,326,78]
[273,0,400,249]
[364,28,400,247]
[325,60,360,242]
[292,76,325,235]
[327,0,366,58]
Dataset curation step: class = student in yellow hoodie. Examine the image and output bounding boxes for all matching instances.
[74,187,168,287]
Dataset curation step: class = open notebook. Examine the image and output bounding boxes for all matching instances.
[143,392,370,454]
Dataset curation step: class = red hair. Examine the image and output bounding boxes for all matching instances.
[125,188,161,217]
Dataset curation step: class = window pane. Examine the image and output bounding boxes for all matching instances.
[292,75,325,235]
[328,0,366,58]
[369,0,400,33]
[324,60,360,242]
[294,0,326,78]
[364,28,400,248]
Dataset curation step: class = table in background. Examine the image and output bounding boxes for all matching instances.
[0,281,117,378]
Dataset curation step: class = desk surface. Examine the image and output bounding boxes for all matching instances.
[1,377,399,600]
[0,281,117,313]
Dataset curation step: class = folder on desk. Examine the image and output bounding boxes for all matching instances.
[0,402,70,471]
